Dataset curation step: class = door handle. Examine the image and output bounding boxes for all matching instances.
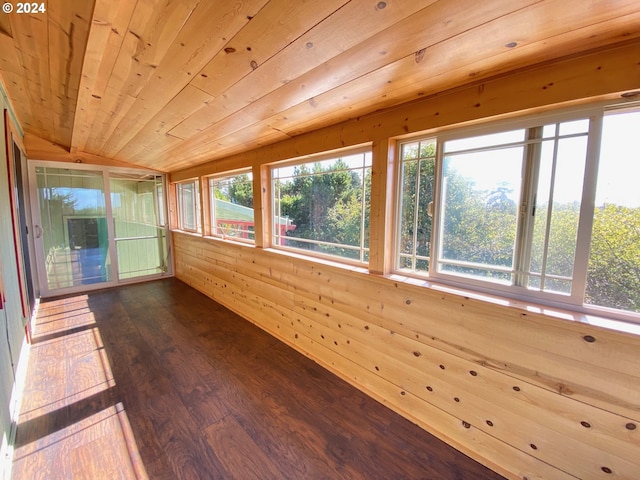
[34,224,42,239]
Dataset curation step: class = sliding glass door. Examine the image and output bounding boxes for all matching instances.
[110,173,168,280]
[30,163,170,297]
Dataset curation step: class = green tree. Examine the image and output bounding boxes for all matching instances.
[278,159,368,258]
[586,204,640,312]
[228,174,253,207]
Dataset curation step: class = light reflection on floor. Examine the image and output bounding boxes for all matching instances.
[11,295,148,479]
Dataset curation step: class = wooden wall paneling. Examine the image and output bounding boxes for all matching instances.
[167,181,178,231]
[100,0,271,159]
[285,258,640,420]
[200,172,212,238]
[291,292,640,478]
[173,233,640,479]
[172,236,571,480]
[23,133,145,169]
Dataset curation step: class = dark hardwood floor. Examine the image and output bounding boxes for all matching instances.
[11,278,505,479]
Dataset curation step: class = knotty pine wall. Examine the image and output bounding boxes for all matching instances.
[172,42,640,480]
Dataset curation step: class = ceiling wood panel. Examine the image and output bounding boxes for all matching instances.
[1,0,639,173]
[97,0,273,157]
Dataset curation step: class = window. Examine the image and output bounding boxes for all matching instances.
[208,170,255,242]
[272,148,372,263]
[585,109,640,314]
[176,179,201,233]
[397,106,640,319]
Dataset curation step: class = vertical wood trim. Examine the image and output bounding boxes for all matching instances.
[167,182,178,231]
[200,175,212,237]
[252,164,264,248]
[368,138,393,274]
[257,164,271,249]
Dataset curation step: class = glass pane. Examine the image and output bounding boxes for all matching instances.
[398,141,435,274]
[177,181,200,231]
[586,110,640,313]
[36,168,110,290]
[545,136,586,279]
[111,175,167,280]
[416,158,434,259]
[439,145,523,283]
[444,129,525,152]
[399,159,419,256]
[116,237,167,280]
[402,142,419,160]
[210,171,254,241]
[527,122,588,294]
[559,119,589,136]
[272,151,371,262]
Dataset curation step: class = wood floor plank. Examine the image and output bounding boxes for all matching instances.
[12,278,505,479]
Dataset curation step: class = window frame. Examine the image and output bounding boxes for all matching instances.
[205,168,255,244]
[394,103,640,323]
[270,145,372,266]
[175,178,201,234]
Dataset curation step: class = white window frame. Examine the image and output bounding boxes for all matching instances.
[270,145,372,265]
[395,101,640,323]
[176,179,201,233]
[207,168,255,244]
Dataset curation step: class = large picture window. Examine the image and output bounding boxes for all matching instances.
[272,148,372,263]
[397,106,640,319]
[208,170,255,243]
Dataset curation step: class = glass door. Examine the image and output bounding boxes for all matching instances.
[110,173,168,281]
[30,163,170,297]
[32,167,112,294]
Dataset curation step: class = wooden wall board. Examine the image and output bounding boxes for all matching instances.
[174,232,640,479]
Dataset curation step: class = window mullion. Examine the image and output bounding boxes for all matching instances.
[431,141,445,277]
[515,127,543,287]
[571,114,603,305]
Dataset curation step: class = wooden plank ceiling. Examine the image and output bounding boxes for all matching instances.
[1,0,639,172]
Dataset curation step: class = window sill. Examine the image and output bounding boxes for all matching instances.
[203,235,256,248]
[172,229,203,238]
[387,273,640,337]
[264,247,369,275]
